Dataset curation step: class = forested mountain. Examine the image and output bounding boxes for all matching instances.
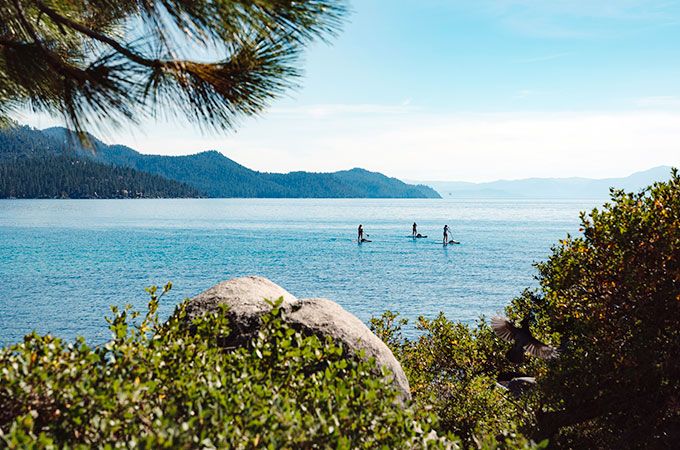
[0,124,63,160]
[0,125,440,198]
[0,156,202,199]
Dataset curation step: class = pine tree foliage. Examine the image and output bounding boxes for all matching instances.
[0,0,347,134]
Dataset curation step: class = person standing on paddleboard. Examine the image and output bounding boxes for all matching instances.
[412,222,418,238]
[443,224,451,244]
[358,224,364,241]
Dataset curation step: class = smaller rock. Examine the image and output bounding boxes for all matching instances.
[496,376,536,396]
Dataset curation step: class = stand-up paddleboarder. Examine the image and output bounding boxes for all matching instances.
[443,224,451,244]
[412,222,418,238]
[358,224,364,242]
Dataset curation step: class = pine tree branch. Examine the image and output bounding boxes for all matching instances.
[2,0,348,135]
[32,0,162,69]
[10,0,80,80]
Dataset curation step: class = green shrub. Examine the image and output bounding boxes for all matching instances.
[371,170,680,449]
[371,311,547,449]
[0,285,446,449]
[506,169,680,448]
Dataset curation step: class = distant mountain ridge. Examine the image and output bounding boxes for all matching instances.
[0,125,439,198]
[415,166,676,199]
[8,124,670,200]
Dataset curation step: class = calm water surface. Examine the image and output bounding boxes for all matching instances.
[0,198,603,345]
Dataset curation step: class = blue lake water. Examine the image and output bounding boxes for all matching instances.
[0,198,604,345]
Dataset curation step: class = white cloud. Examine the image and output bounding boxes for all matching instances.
[13,107,680,183]
[476,0,680,38]
[268,103,417,118]
[513,89,535,99]
[490,0,671,20]
[325,111,680,181]
[9,111,63,129]
[133,110,680,182]
[634,96,680,108]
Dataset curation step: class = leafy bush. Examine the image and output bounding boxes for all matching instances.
[372,170,680,449]
[505,169,680,448]
[0,285,446,449]
[371,311,546,449]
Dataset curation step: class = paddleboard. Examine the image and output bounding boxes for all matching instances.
[438,240,461,245]
[359,239,372,243]
[407,235,428,238]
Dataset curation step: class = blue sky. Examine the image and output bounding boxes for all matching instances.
[19,0,680,181]
[301,0,680,111]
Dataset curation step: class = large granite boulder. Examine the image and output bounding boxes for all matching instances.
[185,276,411,402]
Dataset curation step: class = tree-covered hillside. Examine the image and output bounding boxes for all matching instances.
[332,168,438,198]
[2,126,440,198]
[0,125,63,161]
[0,156,202,199]
[96,149,291,198]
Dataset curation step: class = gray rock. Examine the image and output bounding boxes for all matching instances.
[496,376,536,396]
[185,276,411,401]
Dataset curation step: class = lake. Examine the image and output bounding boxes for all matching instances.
[0,198,604,345]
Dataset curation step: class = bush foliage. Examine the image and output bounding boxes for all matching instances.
[370,312,547,449]
[0,286,445,449]
[506,168,680,448]
[372,169,680,449]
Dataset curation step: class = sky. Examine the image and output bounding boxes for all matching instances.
[16,0,680,182]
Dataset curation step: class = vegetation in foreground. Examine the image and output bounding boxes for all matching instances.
[512,167,680,448]
[1,171,677,448]
[1,288,451,449]
[372,169,680,449]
